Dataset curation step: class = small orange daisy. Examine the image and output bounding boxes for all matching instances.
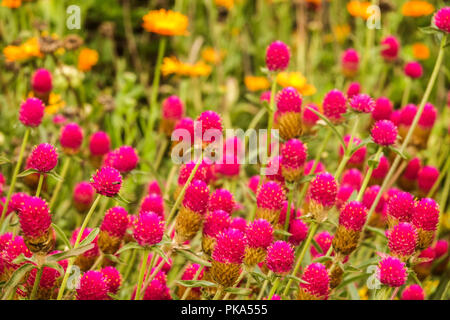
[142,9,188,36]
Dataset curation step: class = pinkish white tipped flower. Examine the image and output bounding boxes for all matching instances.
[387,222,417,259]
[266,241,294,275]
[377,256,407,287]
[28,143,58,173]
[401,284,425,300]
[73,181,95,213]
[298,263,330,300]
[90,166,122,197]
[265,41,290,71]
[349,93,374,113]
[371,120,398,146]
[133,211,164,247]
[19,98,45,127]
[433,7,450,33]
[60,122,83,154]
[322,89,347,123]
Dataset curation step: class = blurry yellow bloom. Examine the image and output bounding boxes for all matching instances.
[28,92,65,115]
[244,76,270,92]
[412,43,430,60]
[21,37,42,58]
[3,45,26,62]
[441,212,450,230]
[333,24,351,43]
[3,37,42,62]
[277,72,316,97]
[215,0,234,10]
[78,48,99,71]
[162,56,211,77]
[401,1,434,17]
[358,286,368,300]
[1,0,21,8]
[347,1,371,20]
[423,279,439,296]
[201,47,225,64]
[299,83,317,96]
[142,9,188,36]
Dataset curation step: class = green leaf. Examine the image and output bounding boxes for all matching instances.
[297,174,315,184]
[307,106,346,152]
[104,254,122,264]
[419,26,441,35]
[312,255,333,264]
[115,242,143,255]
[274,229,292,237]
[17,168,38,178]
[113,193,130,205]
[52,223,72,249]
[79,228,100,247]
[223,287,252,296]
[12,253,36,265]
[0,155,10,165]
[47,171,63,181]
[366,226,386,238]
[176,249,212,267]
[47,243,95,262]
[150,246,170,264]
[348,137,373,158]
[387,146,409,160]
[1,263,35,299]
[311,238,323,254]
[177,280,217,288]
[335,273,368,290]
[249,271,268,284]
[285,274,309,285]
[43,261,65,277]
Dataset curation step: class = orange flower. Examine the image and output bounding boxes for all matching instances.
[201,47,225,64]
[412,43,430,60]
[28,92,66,115]
[78,48,99,71]
[1,0,21,8]
[347,1,371,20]
[401,1,434,17]
[3,37,42,62]
[215,0,234,10]
[244,76,270,92]
[333,24,351,43]
[161,57,211,77]
[276,72,316,96]
[142,9,188,36]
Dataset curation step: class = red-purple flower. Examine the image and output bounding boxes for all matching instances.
[371,120,398,146]
[378,256,407,287]
[266,241,294,275]
[19,98,45,127]
[89,131,111,156]
[90,166,122,197]
[133,211,164,247]
[28,143,58,173]
[265,41,290,71]
[433,7,450,33]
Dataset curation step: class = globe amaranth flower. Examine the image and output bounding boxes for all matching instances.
[341,48,359,77]
[73,181,95,213]
[346,82,360,99]
[202,210,231,256]
[380,35,400,61]
[349,93,375,113]
[230,217,247,233]
[417,165,439,194]
[178,263,204,299]
[412,198,439,249]
[309,172,338,221]
[371,155,390,182]
[90,166,122,197]
[302,103,320,133]
[339,135,366,166]
[89,131,111,156]
[280,139,308,182]
[244,219,274,267]
[372,97,393,121]
[288,219,308,246]
[76,270,109,300]
[60,122,83,154]
[111,146,139,173]
[195,110,223,145]
[208,188,235,215]
[276,87,303,140]
[336,184,355,210]
[298,263,330,300]
[101,266,122,295]
[371,120,398,146]
[133,211,164,247]
[401,284,425,300]
[161,95,185,135]
[99,206,129,254]
[310,231,333,259]
[31,68,52,95]
[266,241,294,275]
[378,256,407,287]
[19,97,45,127]
[265,41,290,71]
[256,181,285,225]
[387,222,417,259]
[71,227,100,271]
[147,180,161,196]
[433,7,450,33]
[341,169,363,191]
[386,191,415,226]
[322,89,347,123]
[140,193,165,219]
[404,61,423,79]
[28,143,58,173]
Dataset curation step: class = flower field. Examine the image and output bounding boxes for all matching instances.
[0,0,449,301]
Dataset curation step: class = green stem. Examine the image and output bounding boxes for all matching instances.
[283,222,318,296]
[256,271,273,300]
[35,174,44,197]
[427,154,450,198]
[364,34,447,231]
[212,287,224,300]
[441,279,450,300]
[122,249,137,283]
[264,77,277,168]
[268,276,280,300]
[154,138,168,171]
[181,266,204,300]
[134,250,150,300]
[0,128,30,227]
[334,117,359,180]
[49,157,71,210]
[356,146,383,202]
[56,194,101,300]
[29,266,44,300]
[284,184,295,236]
[401,77,411,108]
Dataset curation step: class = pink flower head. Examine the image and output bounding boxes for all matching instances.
[89,131,111,156]
[140,278,171,300]
[212,228,246,264]
[181,264,204,293]
[266,241,294,274]
[300,263,330,299]
[390,110,401,127]
[403,157,421,181]
[289,219,308,246]
[339,135,366,165]
[147,180,161,195]
[412,198,439,231]
[60,122,83,151]
[322,89,347,122]
[341,48,359,76]
[279,200,295,226]
[256,181,285,211]
[310,231,333,258]
[341,169,363,190]
[349,93,375,113]
[372,97,393,121]
[434,240,448,259]
[195,110,223,144]
[433,7,450,33]
[246,219,273,249]
[417,165,439,192]
[101,266,122,295]
[336,184,355,210]
[26,264,62,290]
[52,114,67,126]
[173,117,195,145]
[19,196,51,238]
[378,256,407,287]
[380,35,400,61]
[100,206,129,238]
[388,222,417,258]
[371,120,398,146]
[203,210,231,238]
[281,139,308,170]
[182,180,210,215]
[112,146,139,173]
[346,82,360,99]
[178,160,212,185]
[276,87,302,113]
[401,284,425,300]
[309,172,338,208]
[339,201,367,231]
[362,185,386,213]
[230,217,247,233]
[76,270,109,300]
[372,155,390,180]
[387,191,415,223]
[260,91,271,103]
[418,103,437,128]
[73,181,95,209]
[90,166,122,197]
[302,103,320,126]
[31,68,52,94]
[140,194,164,219]
[7,192,30,215]
[28,143,58,173]
[19,97,45,127]
[133,211,164,246]
[215,155,240,177]
[266,156,284,184]
[265,40,290,71]
[404,61,423,79]
[208,188,235,214]
[248,175,260,194]
[400,104,417,127]
[0,235,31,274]
[70,228,99,257]
[162,95,184,120]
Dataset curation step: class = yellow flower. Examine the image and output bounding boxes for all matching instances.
[215,0,234,10]
[142,9,188,36]
[1,0,21,8]
[78,48,99,71]
[358,286,369,300]
[161,56,211,77]
[333,24,351,43]
[401,1,434,17]
[412,43,430,60]
[28,92,65,114]
[189,61,212,77]
[244,76,270,92]
[299,83,317,96]
[347,1,371,20]
[3,45,26,62]
[277,72,316,96]
[201,47,225,64]
[3,37,42,62]
[21,37,42,58]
